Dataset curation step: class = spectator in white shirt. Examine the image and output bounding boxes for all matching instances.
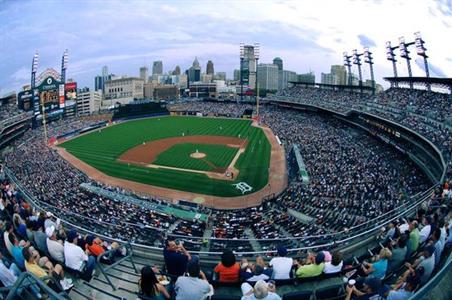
[269,246,293,280]
[3,222,14,256]
[0,252,20,287]
[63,229,95,280]
[419,216,432,244]
[323,250,343,274]
[46,226,64,263]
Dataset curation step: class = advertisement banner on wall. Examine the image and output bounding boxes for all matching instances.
[33,88,40,116]
[59,84,65,108]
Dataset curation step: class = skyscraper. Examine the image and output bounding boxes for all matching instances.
[330,65,347,85]
[233,69,240,81]
[188,57,201,82]
[152,61,163,75]
[206,60,214,75]
[273,57,283,71]
[140,66,148,84]
[257,64,279,91]
[173,66,181,75]
[240,45,257,89]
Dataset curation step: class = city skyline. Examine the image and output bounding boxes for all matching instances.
[0,0,451,94]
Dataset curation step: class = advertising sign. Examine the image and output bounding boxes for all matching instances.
[59,84,65,108]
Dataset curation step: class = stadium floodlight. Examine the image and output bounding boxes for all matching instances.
[363,47,376,95]
[414,31,430,89]
[351,49,363,91]
[343,51,353,86]
[398,36,414,89]
[32,52,39,73]
[62,49,69,69]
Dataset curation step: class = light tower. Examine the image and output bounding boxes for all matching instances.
[343,52,352,86]
[61,49,68,83]
[31,52,39,89]
[414,31,430,91]
[385,41,399,87]
[352,49,363,92]
[363,47,376,95]
[239,43,244,102]
[399,36,414,89]
[254,43,260,118]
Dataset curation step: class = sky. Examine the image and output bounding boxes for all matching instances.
[0,0,451,94]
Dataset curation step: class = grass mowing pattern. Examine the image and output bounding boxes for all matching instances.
[153,143,239,171]
[60,116,270,197]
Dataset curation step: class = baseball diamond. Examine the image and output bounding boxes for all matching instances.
[57,115,287,207]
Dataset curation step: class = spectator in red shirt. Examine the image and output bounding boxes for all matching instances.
[214,249,240,283]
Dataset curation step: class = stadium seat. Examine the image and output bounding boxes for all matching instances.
[314,284,345,300]
[210,295,241,300]
[282,290,313,300]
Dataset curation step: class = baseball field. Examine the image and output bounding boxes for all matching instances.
[59,116,272,197]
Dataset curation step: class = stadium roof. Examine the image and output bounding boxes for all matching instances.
[384,76,452,91]
[289,81,374,91]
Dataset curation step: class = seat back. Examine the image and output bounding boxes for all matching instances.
[282,290,313,300]
[315,284,345,300]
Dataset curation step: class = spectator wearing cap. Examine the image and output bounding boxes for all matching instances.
[419,216,432,244]
[387,272,420,300]
[399,245,435,285]
[214,249,240,283]
[46,225,64,263]
[268,246,293,280]
[324,250,343,274]
[361,248,392,280]
[295,252,325,278]
[63,229,96,280]
[345,277,384,300]
[44,211,57,230]
[163,239,191,277]
[241,280,281,300]
[175,260,211,300]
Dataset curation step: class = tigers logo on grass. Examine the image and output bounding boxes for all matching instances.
[233,182,253,194]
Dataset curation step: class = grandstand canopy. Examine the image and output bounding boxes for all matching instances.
[289,81,374,93]
[384,76,452,92]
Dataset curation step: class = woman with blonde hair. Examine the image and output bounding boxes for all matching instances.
[361,247,392,279]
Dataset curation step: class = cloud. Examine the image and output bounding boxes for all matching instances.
[11,66,30,81]
[358,34,377,48]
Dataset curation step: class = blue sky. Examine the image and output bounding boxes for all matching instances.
[0,0,451,94]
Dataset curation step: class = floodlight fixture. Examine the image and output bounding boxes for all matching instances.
[32,52,39,73]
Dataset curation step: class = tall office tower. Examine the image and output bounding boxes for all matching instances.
[257,64,279,90]
[188,57,201,82]
[240,45,257,89]
[140,66,148,84]
[273,57,283,71]
[173,65,181,75]
[330,65,347,85]
[206,60,214,75]
[233,69,240,81]
[152,60,163,75]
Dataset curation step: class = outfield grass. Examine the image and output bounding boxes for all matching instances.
[153,143,239,171]
[60,116,271,197]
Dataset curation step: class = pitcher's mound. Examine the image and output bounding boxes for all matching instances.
[190,152,206,159]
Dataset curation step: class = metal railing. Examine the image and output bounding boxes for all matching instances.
[95,243,137,291]
[0,272,69,300]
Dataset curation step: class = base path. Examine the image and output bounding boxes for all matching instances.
[56,121,287,210]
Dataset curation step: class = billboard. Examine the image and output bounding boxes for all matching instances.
[18,90,33,111]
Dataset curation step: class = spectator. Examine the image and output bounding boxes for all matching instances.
[387,272,420,300]
[33,224,48,254]
[175,260,211,300]
[46,225,65,263]
[345,277,384,300]
[256,255,273,277]
[388,236,408,273]
[63,229,96,280]
[138,265,170,300]
[9,234,28,270]
[399,245,435,285]
[163,239,191,277]
[268,246,293,280]
[407,221,420,257]
[214,249,240,283]
[419,216,432,244]
[324,250,343,274]
[295,251,325,278]
[241,280,281,300]
[0,251,19,287]
[361,248,392,280]
[3,222,14,256]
